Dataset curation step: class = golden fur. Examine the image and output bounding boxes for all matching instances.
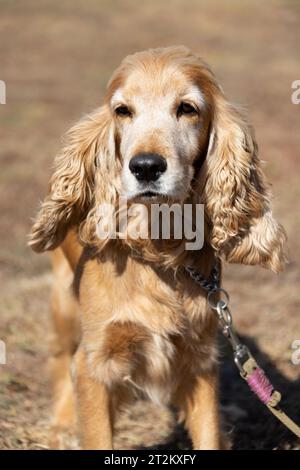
[29,46,286,450]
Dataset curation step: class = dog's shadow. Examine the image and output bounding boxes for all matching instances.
[139,334,300,450]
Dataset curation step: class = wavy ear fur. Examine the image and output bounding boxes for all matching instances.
[200,94,286,272]
[29,106,114,252]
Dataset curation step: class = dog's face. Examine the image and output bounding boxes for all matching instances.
[29,46,285,273]
[110,66,209,201]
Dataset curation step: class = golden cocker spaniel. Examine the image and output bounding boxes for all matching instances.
[29,46,285,450]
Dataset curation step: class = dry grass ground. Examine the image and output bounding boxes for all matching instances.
[0,0,299,450]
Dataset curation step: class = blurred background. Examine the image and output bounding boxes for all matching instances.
[0,0,299,450]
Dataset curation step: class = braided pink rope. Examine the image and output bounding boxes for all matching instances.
[246,366,274,404]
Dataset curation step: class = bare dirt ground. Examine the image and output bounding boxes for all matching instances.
[0,0,299,450]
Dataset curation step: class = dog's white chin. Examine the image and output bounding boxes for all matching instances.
[128,192,168,204]
[122,183,191,204]
[126,192,185,205]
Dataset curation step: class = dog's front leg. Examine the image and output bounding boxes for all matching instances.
[73,347,113,450]
[184,369,223,450]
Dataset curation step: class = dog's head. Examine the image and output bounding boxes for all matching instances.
[107,48,212,202]
[29,46,285,271]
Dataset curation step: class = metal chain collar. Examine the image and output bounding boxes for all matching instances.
[185,263,221,292]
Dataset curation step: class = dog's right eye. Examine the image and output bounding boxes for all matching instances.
[177,102,197,117]
[115,105,132,117]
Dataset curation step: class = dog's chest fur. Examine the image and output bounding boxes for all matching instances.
[78,252,218,405]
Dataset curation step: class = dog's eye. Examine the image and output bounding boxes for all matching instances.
[177,102,197,117]
[115,105,132,117]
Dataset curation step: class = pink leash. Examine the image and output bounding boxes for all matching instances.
[246,366,274,405]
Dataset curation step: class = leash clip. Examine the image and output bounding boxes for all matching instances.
[208,288,253,376]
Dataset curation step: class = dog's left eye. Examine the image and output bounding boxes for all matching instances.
[115,105,132,117]
[177,102,197,116]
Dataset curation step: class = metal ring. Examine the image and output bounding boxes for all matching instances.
[207,288,230,310]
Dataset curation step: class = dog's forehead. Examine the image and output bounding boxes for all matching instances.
[111,67,205,107]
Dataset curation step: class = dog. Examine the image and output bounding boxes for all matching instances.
[29,46,285,450]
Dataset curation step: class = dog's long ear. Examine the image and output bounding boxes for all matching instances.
[29,105,114,252]
[200,93,286,272]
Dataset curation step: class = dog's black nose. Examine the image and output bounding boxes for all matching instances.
[129,153,167,182]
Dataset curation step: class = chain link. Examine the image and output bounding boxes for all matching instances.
[185,262,221,292]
